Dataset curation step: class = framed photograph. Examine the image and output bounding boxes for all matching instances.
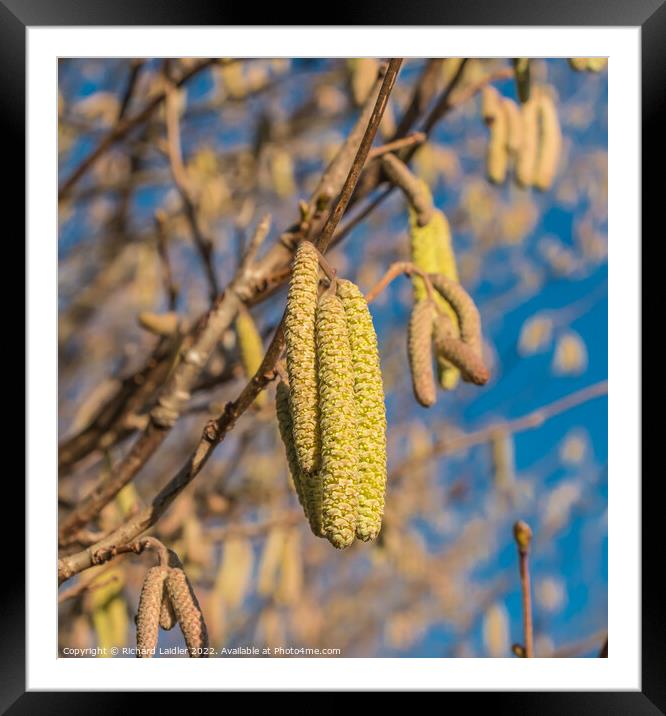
[9,0,655,707]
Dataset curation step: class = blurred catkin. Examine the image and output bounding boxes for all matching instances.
[88,566,128,656]
[337,279,387,542]
[316,291,359,549]
[257,526,288,597]
[164,567,209,657]
[275,528,303,605]
[515,96,539,188]
[285,241,321,474]
[348,58,380,106]
[235,306,266,406]
[215,537,254,609]
[503,98,523,155]
[481,86,509,185]
[407,300,436,408]
[135,566,167,658]
[534,89,562,191]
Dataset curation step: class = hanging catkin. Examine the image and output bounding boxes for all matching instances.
[164,566,209,657]
[337,279,387,542]
[316,290,359,549]
[515,96,539,188]
[235,306,266,406]
[481,86,509,184]
[135,566,167,658]
[275,381,312,525]
[257,526,289,597]
[534,89,562,191]
[274,528,303,605]
[503,97,523,155]
[284,241,321,474]
[215,537,254,609]
[159,594,177,631]
[409,201,461,390]
[407,299,437,408]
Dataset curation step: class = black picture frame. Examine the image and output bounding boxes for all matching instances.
[7,0,655,709]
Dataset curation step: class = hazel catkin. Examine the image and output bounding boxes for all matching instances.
[276,380,323,537]
[409,204,461,390]
[407,300,437,408]
[534,90,562,191]
[284,240,321,474]
[164,567,209,657]
[235,306,266,406]
[316,290,359,549]
[515,96,539,188]
[336,279,388,542]
[159,594,177,631]
[135,566,167,658]
[481,86,509,185]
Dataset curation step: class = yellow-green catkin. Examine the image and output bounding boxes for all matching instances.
[257,527,288,597]
[534,90,562,191]
[276,381,322,536]
[235,307,266,406]
[409,203,461,391]
[569,57,607,72]
[337,279,387,542]
[503,97,523,156]
[481,86,509,184]
[513,58,531,103]
[89,567,128,656]
[135,566,167,658]
[407,300,436,408]
[515,96,539,188]
[164,567,209,657]
[316,291,359,549]
[285,241,321,474]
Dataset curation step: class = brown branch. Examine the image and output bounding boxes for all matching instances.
[58,58,219,203]
[154,209,179,310]
[367,132,426,161]
[58,58,403,585]
[117,59,145,121]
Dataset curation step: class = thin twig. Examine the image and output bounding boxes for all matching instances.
[391,381,608,481]
[206,510,301,542]
[154,209,179,310]
[367,132,426,160]
[513,520,534,658]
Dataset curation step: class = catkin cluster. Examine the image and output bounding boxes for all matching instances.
[134,554,208,658]
[569,58,608,73]
[481,85,562,192]
[278,245,387,548]
[406,273,490,407]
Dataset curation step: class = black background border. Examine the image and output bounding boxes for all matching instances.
[5,0,656,709]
